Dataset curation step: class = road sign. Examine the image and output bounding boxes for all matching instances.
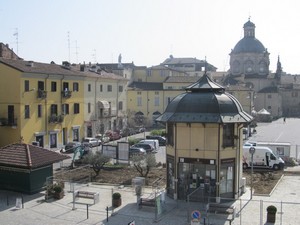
[191,210,201,222]
[249,147,256,154]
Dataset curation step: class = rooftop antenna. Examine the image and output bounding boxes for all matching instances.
[92,49,97,63]
[74,40,79,64]
[67,31,71,63]
[13,28,19,54]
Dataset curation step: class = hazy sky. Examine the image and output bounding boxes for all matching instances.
[2,0,300,74]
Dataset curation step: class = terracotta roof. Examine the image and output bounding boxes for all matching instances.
[128,82,163,90]
[0,58,84,76]
[0,143,70,169]
[164,76,199,83]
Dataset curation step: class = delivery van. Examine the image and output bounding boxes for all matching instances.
[243,146,285,170]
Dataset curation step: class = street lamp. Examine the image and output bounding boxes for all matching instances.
[249,147,256,199]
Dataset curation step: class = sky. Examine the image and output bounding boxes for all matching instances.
[2,0,300,74]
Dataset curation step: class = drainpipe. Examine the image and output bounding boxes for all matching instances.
[95,77,100,136]
[45,74,49,148]
[174,123,178,200]
[216,123,221,202]
[237,124,244,198]
[60,75,65,141]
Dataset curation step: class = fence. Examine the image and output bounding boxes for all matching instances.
[186,194,300,225]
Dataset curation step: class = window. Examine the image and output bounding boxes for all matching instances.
[50,133,57,148]
[223,124,234,147]
[167,123,174,146]
[107,85,112,92]
[119,85,123,92]
[88,103,91,113]
[74,103,80,114]
[73,82,79,92]
[155,91,159,95]
[73,128,79,141]
[50,104,58,116]
[154,97,160,106]
[62,104,69,115]
[88,84,91,92]
[25,105,30,119]
[38,104,42,118]
[118,101,123,110]
[268,106,272,110]
[38,81,44,90]
[147,69,152,76]
[137,97,142,106]
[137,91,141,95]
[63,82,69,91]
[100,84,103,92]
[268,94,272,99]
[51,81,57,92]
[24,80,29,92]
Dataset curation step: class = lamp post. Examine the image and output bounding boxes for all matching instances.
[249,147,256,199]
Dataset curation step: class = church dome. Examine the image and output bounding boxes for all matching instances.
[156,75,252,123]
[232,37,266,54]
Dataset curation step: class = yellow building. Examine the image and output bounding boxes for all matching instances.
[82,65,128,137]
[0,59,85,149]
[157,74,252,200]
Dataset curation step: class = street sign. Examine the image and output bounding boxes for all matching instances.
[249,147,256,154]
[191,210,201,222]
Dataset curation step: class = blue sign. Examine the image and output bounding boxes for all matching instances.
[191,210,201,220]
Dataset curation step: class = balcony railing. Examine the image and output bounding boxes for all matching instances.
[48,115,64,123]
[0,118,17,127]
[61,90,72,98]
[37,90,47,99]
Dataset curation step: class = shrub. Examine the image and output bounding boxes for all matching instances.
[267,205,277,214]
[53,184,63,193]
[112,192,121,199]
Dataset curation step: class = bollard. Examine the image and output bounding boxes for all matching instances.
[106,206,109,222]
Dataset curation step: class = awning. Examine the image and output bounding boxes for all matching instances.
[98,100,110,109]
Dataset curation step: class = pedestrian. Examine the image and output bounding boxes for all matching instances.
[283,117,286,123]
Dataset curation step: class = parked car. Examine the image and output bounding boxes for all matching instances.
[129,146,146,156]
[106,130,122,141]
[95,134,110,144]
[82,137,101,147]
[132,143,155,153]
[139,139,159,152]
[120,128,135,137]
[146,135,166,146]
[60,142,82,153]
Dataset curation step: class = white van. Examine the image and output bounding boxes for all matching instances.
[243,146,285,170]
[139,139,159,152]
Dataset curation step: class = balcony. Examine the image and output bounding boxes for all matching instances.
[37,90,47,99]
[48,115,64,123]
[0,118,17,127]
[61,90,72,98]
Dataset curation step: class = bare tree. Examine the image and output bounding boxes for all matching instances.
[131,154,156,178]
[81,151,110,176]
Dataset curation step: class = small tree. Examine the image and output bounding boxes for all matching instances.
[82,151,110,176]
[131,154,156,178]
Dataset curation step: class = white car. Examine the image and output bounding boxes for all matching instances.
[82,137,101,147]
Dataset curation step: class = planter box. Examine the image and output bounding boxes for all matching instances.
[112,198,122,207]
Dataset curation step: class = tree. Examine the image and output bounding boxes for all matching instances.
[131,154,156,178]
[82,151,110,176]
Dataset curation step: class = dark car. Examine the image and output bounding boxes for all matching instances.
[146,135,166,146]
[132,143,155,153]
[129,146,146,157]
[60,142,82,153]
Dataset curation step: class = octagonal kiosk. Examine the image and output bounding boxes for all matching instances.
[156,73,252,201]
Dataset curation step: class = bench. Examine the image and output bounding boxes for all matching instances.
[207,203,236,221]
[139,197,156,208]
[74,191,99,204]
